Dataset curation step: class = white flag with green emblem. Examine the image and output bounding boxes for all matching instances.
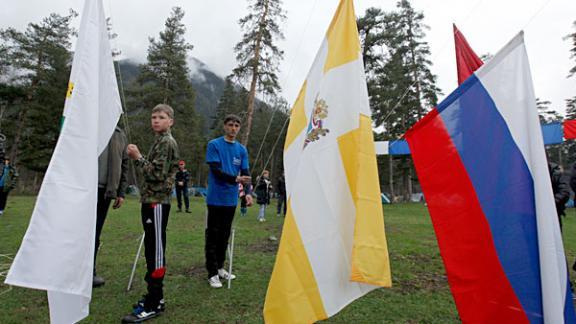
[5,0,122,322]
[264,0,391,322]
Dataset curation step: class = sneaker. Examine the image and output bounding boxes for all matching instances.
[92,275,105,288]
[185,209,191,213]
[208,275,222,288]
[218,268,236,280]
[276,213,281,217]
[177,208,182,212]
[258,218,266,222]
[132,296,165,312]
[122,305,161,323]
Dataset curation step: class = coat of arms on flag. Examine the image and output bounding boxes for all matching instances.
[304,95,330,148]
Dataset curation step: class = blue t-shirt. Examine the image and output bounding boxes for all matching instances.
[206,137,249,206]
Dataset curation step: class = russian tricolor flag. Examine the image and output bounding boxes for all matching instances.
[406,33,576,323]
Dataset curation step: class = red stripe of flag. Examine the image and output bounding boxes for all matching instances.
[405,110,529,323]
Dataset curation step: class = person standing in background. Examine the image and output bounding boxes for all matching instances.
[276,172,286,217]
[0,158,18,216]
[175,160,191,213]
[93,126,129,287]
[255,170,271,222]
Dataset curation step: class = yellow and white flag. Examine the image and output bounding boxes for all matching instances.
[5,0,122,323]
[264,0,391,322]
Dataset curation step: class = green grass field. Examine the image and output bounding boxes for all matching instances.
[1,196,576,323]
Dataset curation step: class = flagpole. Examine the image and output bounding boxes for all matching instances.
[227,228,235,289]
[127,232,145,291]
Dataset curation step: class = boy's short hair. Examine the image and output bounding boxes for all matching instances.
[223,114,241,125]
[152,104,174,119]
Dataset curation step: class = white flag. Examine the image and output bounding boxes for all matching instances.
[5,0,122,322]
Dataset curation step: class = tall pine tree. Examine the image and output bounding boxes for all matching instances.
[233,0,285,145]
[127,7,206,184]
[566,21,576,120]
[563,21,576,167]
[210,75,245,137]
[0,11,76,171]
[358,1,440,200]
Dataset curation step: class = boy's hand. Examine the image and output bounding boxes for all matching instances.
[245,194,253,207]
[127,144,142,160]
[113,197,125,209]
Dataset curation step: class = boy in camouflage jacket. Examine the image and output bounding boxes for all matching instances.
[123,104,179,323]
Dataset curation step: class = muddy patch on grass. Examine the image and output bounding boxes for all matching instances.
[391,252,437,263]
[393,271,448,293]
[390,252,448,293]
[245,239,279,254]
[172,263,205,278]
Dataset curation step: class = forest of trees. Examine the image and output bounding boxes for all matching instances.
[0,0,574,201]
[358,1,440,200]
[0,2,289,192]
[357,1,576,200]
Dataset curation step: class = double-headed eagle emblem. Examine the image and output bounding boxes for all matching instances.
[304,95,330,149]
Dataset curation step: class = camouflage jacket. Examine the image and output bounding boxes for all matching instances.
[135,131,180,204]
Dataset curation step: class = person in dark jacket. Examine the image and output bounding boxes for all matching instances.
[0,158,18,216]
[93,126,129,287]
[175,160,191,213]
[276,173,286,217]
[255,170,272,222]
[550,162,570,231]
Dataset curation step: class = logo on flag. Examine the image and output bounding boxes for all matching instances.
[304,95,329,148]
[66,82,75,98]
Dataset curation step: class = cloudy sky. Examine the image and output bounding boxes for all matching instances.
[1,0,575,114]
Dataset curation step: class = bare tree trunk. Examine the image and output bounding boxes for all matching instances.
[388,154,394,200]
[241,0,269,146]
[401,156,411,201]
[407,161,413,200]
[33,171,40,193]
[10,104,28,163]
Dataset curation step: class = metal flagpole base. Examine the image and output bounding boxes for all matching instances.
[127,232,145,292]
[227,228,236,289]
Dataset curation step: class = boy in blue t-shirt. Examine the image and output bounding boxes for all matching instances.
[205,114,252,288]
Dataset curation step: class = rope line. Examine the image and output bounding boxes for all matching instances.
[257,116,290,179]
[379,0,485,128]
[380,0,551,129]
[248,0,319,174]
[106,1,140,189]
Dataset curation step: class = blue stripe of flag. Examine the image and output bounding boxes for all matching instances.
[437,75,543,323]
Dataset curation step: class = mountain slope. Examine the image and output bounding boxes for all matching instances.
[116,58,225,133]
